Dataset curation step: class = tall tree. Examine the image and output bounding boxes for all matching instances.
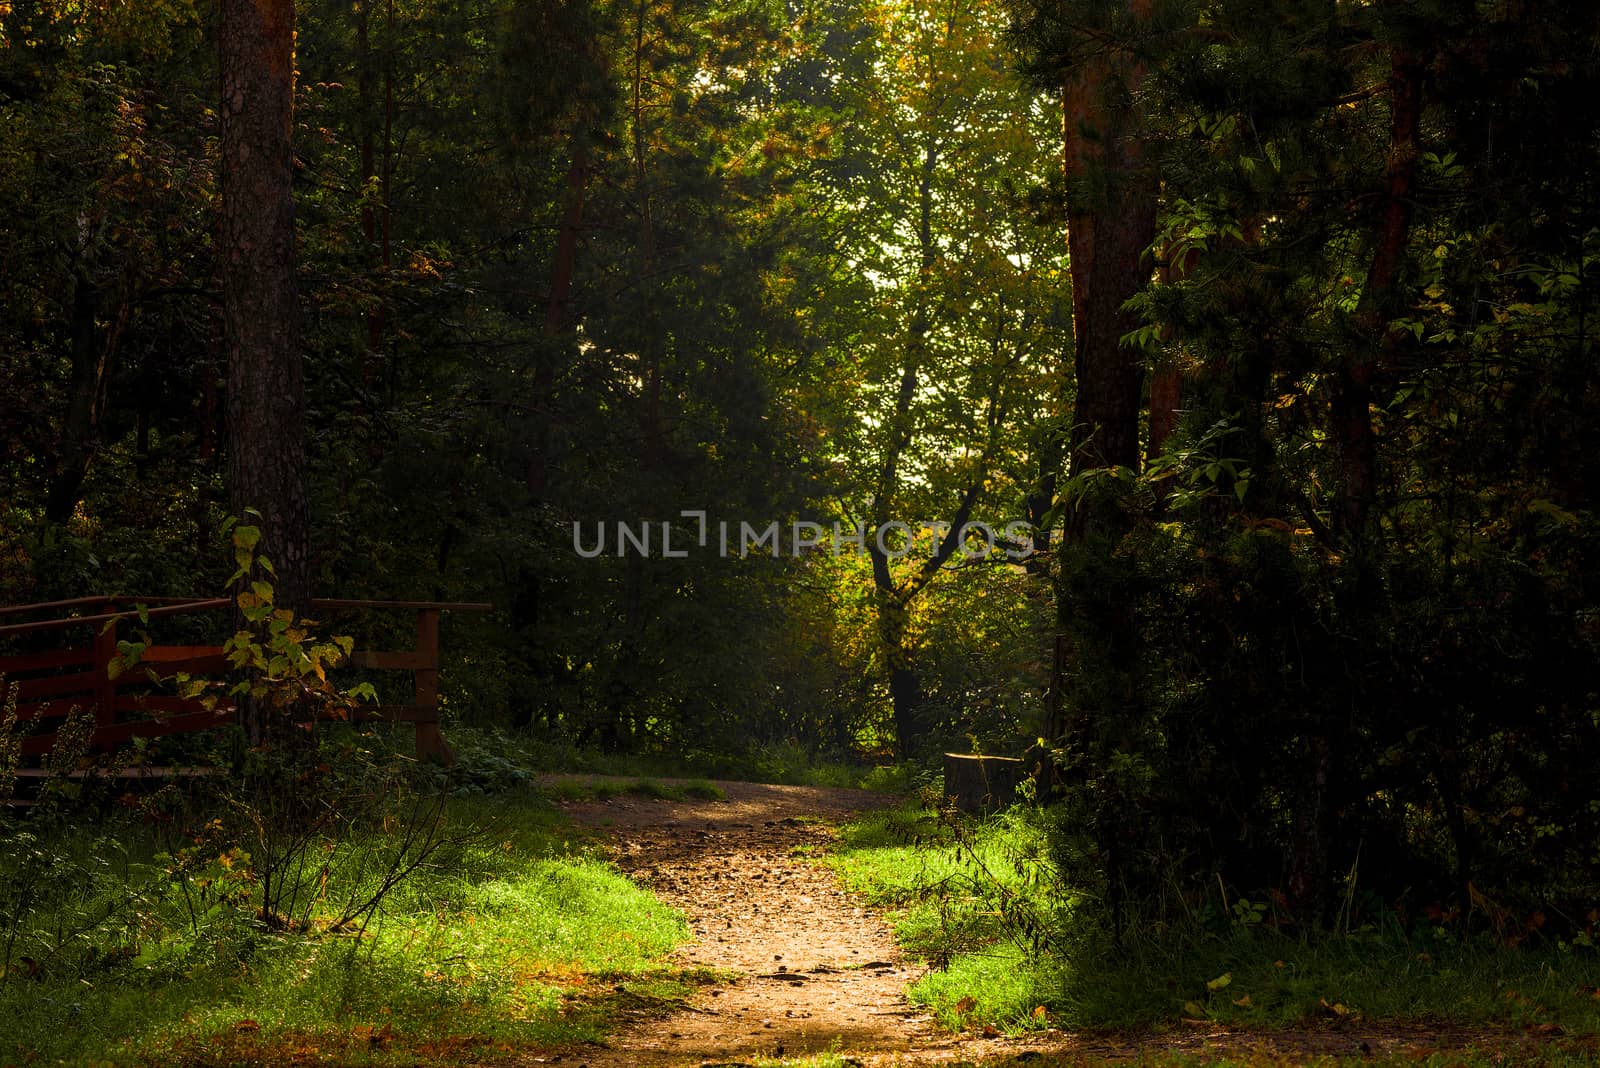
[815,0,1065,755]
[220,0,310,613]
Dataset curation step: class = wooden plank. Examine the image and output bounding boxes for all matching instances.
[13,766,224,781]
[130,653,230,676]
[11,670,99,700]
[19,711,235,755]
[16,730,57,756]
[411,607,452,765]
[349,704,439,723]
[93,617,116,727]
[0,596,116,617]
[5,597,490,616]
[313,599,492,611]
[113,694,230,716]
[12,700,82,722]
[0,647,95,673]
[0,599,230,637]
[415,609,440,676]
[348,650,425,670]
[139,645,226,662]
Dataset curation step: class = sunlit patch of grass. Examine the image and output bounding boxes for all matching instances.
[911,942,1064,1032]
[0,795,692,1065]
[753,1050,858,1068]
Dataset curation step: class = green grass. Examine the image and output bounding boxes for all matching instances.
[0,794,695,1065]
[828,801,1600,1042]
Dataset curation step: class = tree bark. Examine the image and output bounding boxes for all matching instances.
[1062,46,1158,493]
[1051,8,1158,764]
[220,0,310,621]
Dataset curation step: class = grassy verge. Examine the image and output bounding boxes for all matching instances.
[1,792,696,1065]
[828,801,1600,1043]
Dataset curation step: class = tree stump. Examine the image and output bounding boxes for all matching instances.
[943,753,1024,814]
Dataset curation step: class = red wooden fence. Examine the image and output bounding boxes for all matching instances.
[0,597,491,765]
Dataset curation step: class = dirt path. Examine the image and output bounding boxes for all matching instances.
[537,778,1561,1067]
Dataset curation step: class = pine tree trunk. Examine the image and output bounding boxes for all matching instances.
[220,0,310,619]
[1062,69,1157,492]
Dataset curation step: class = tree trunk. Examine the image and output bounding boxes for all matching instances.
[1062,61,1158,492]
[1331,46,1423,545]
[1052,6,1159,748]
[220,0,310,623]
[866,141,938,758]
[45,272,108,524]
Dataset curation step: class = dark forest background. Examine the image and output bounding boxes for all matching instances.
[3,0,1599,929]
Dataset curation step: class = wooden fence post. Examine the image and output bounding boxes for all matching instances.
[412,608,454,765]
[93,606,117,730]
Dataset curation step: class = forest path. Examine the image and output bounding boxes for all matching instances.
[536,776,1051,1066]
[533,777,1545,1067]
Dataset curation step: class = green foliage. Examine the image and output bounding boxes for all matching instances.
[831,802,1600,1038]
[0,689,147,986]
[1024,0,1600,931]
[0,795,691,1063]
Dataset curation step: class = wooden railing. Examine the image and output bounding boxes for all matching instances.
[0,597,491,765]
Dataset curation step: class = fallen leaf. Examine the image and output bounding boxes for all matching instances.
[1206,972,1233,991]
[1232,994,1252,1007]
[954,996,977,1015]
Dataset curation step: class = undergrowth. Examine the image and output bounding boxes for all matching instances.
[829,799,1600,1040]
[0,791,692,1064]
[445,727,920,793]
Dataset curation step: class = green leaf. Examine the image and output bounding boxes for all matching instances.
[232,525,261,552]
[1206,972,1233,991]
